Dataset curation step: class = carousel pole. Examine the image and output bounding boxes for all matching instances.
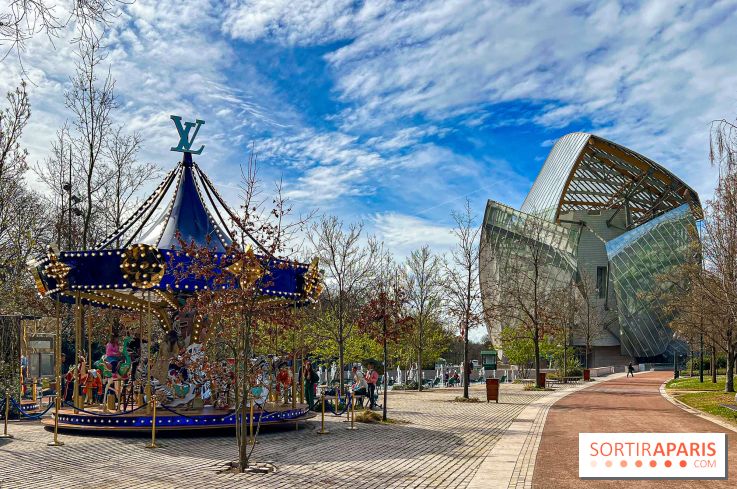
[144,396,159,449]
[137,311,144,407]
[347,394,357,431]
[145,291,152,415]
[73,292,82,414]
[87,310,92,369]
[249,400,255,446]
[48,300,64,446]
[1,389,12,439]
[317,393,329,435]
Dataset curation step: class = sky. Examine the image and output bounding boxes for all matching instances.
[4,0,737,260]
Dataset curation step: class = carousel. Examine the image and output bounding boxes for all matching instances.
[27,116,321,434]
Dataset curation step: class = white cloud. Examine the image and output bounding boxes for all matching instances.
[372,212,456,258]
[222,0,737,200]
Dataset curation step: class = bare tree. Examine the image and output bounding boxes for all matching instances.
[359,247,411,421]
[1,0,124,67]
[706,119,737,391]
[492,212,574,388]
[176,152,313,472]
[445,200,484,398]
[405,245,443,390]
[307,217,376,393]
[65,36,116,249]
[100,127,157,245]
[0,82,50,314]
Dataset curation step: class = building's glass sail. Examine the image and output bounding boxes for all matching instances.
[606,204,697,358]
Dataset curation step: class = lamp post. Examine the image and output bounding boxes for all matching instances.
[699,333,704,383]
[672,332,680,380]
[673,352,679,380]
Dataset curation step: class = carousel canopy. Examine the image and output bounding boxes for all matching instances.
[95,152,235,252]
[28,116,321,325]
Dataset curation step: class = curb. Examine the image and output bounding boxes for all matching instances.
[659,381,737,434]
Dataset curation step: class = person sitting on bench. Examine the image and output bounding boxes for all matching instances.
[351,366,368,406]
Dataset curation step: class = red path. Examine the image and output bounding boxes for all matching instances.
[533,371,737,488]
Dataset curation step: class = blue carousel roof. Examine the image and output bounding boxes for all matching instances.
[95,153,235,252]
[29,154,321,317]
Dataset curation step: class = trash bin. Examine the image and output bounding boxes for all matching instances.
[537,372,546,387]
[485,378,499,403]
[583,369,591,381]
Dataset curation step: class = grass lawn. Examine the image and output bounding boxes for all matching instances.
[665,375,731,391]
[673,391,737,427]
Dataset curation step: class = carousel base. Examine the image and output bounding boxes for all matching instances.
[20,400,41,412]
[41,403,315,434]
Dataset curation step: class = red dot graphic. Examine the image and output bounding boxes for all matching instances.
[620,460,627,468]
[635,460,643,468]
[650,460,657,467]
[680,460,687,468]
[605,460,613,468]
[665,460,672,468]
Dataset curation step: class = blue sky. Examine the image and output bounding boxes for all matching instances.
[5,0,737,257]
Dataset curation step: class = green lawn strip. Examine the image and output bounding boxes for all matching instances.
[674,391,737,427]
[665,376,729,391]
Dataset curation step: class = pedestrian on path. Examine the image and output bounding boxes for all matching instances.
[303,360,319,410]
[627,362,635,377]
[365,362,379,409]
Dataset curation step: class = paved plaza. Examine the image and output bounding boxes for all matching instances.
[0,383,587,489]
[3,373,734,488]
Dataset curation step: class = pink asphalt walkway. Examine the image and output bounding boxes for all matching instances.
[533,371,737,488]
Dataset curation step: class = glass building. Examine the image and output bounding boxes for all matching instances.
[480,133,701,365]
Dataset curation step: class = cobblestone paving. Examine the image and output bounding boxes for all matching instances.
[0,384,560,489]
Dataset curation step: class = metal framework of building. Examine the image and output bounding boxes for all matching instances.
[481,132,702,363]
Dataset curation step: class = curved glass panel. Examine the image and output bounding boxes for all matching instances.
[521,132,590,220]
[606,205,697,358]
[480,201,579,343]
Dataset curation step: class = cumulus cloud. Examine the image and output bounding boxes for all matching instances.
[372,212,456,257]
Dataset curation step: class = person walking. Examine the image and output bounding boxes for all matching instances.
[365,363,379,409]
[627,362,635,377]
[303,360,319,410]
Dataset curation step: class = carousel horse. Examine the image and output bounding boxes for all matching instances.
[82,368,103,401]
[249,357,271,407]
[94,336,133,409]
[65,356,99,403]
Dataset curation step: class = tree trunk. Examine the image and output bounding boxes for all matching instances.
[726,346,735,393]
[417,342,423,392]
[338,338,345,396]
[712,344,717,383]
[534,327,542,388]
[462,323,470,399]
[238,313,253,472]
[383,337,389,422]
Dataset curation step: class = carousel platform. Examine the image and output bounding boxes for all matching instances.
[42,403,315,433]
[20,399,41,412]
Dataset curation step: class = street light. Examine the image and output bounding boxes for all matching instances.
[672,332,680,380]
